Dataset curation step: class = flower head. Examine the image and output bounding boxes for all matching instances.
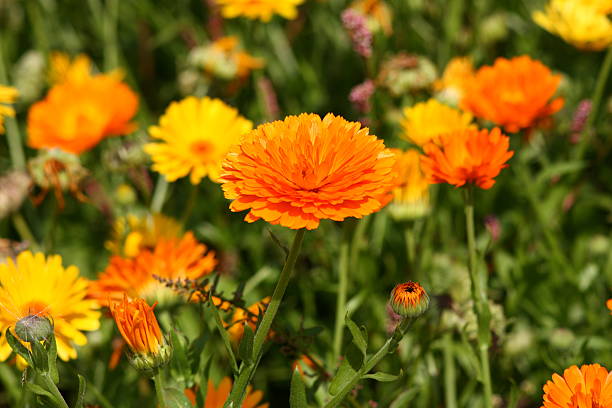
[145,97,252,184]
[27,72,138,154]
[89,232,217,305]
[388,149,430,220]
[226,297,270,345]
[433,57,474,106]
[216,0,303,22]
[533,0,612,51]
[420,127,514,190]
[0,85,18,134]
[110,296,171,374]
[0,251,100,362]
[349,0,393,35]
[461,56,564,133]
[389,281,429,318]
[540,363,612,408]
[220,113,396,230]
[400,99,474,146]
[48,52,93,85]
[607,299,612,314]
[105,213,182,257]
[202,377,269,408]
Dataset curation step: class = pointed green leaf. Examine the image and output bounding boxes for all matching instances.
[238,323,254,364]
[164,387,196,408]
[46,334,59,384]
[5,329,33,366]
[169,330,191,389]
[290,368,308,408]
[29,339,48,373]
[329,358,357,396]
[207,298,238,373]
[25,382,56,402]
[345,314,367,356]
[75,374,86,408]
[362,370,402,382]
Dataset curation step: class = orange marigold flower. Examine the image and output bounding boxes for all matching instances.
[607,299,612,314]
[433,57,474,106]
[540,363,612,408]
[420,127,514,190]
[200,377,269,408]
[226,297,271,345]
[48,52,93,85]
[110,296,171,373]
[389,281,429,317]
[461,55,564,133]
[89,232,217,305]
[388,148,430,221]
[27,72,138,154]
[220,113,396,230]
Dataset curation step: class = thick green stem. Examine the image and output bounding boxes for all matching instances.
[224,229,306,407]
[575,46,612,161]
[404,222,416,274]
[324,318,413,408]
[150,176,169,213]
[153,371,168,408]
[39,374,69,408]
[103,0,120,71]
[332,240,349,363]
[463,187,492,408]
[443,332,458,408]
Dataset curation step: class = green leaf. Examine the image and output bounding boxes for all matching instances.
[74,374,86,408]
[290,368,308,408]
[5,329,33,366]
[535,161,585,187]
[29,339,48,373]
[329,358,357,396]
[345,314,367,356]
[362,370,402,382]
[169,330,191,390]
[163,387,194,408]
[207,298,238,373]
[238,323,254,364]
[47,334,59,384]
[389,388,419,408]
[25,382,56,402]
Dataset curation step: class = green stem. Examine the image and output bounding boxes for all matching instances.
[332,240,349,363]
[443,332,458,408]
[575,46,612,161]
[324,317,413,408]
[153,370,168,408]
[463,187,492,408]
[150,176,169,213]
[180,184,198,226]
[404,222,416,274]
[12,213,40,251]
[224,229,306,407]
[39,373,69,408]
[0,40,26,170]
[103,0,120,71]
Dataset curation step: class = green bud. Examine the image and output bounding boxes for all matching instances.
[389,281,430,318]
[15,315,53,343]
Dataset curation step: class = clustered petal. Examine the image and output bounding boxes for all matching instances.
[388,148,430,220]
[420,127,514,190]
[203,377,269,408]
[461,55,564,133]
[540,364,612,408]
[110,296,163,355]
[220,113,396,230]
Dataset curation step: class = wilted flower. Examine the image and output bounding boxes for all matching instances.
[90,232,217,305]
[27,67,138,154]
[540,364,612,408]
[220,113,396,230]
[105,213,182,257]
[433,57,474,106]
[533,0,612,51]
[342,9,373,58]
[378,54,437,96]
[389,281,429,318]
[349,79,375,113]
[145,97,253,184]
[421,128,514,190]
[400,99,474,146]
[388,149,430,221]
[0,85,18,134]
[110,296,171,375]
[216,0,303,22]
[0,171,31,219]
[226,297,270,345]
[461,56,564,133]
[0,251,100,363]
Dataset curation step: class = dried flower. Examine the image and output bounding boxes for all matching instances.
[342,9,373,58]
[349,79,376,113]
[389,281,429,318]
[0,171,31,219]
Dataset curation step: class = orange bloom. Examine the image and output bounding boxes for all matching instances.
[226,297,271,344]
[540,364,612,408]
[607,299,612,314]
[27,73,138,154]
[110,296,163,355]
[420,127,514,190]
[187,377,268,408]
[389,281,429,317]
[220,113,396,230]
[388,148,430,220]
[89,232,217,305]
[461,56,564,133]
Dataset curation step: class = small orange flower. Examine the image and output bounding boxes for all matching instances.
[540,363,612,408]
[226,297,271,344]
[27,72,138,154]
[200,377,269,408]
[420,127,514,190]
[220,113,396,230]
[388,148,430,220]
[607,299,612,314]
[461,55,564,133]
[89,232,217,305]
[389,281,429,317]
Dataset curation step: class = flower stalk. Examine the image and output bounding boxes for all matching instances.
[224,228,306,407]
[153,370,168,408]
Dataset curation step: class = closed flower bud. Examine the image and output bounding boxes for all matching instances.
[389,281,429,318]
[15,315,53,343]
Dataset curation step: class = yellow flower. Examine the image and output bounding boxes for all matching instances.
[0,85,18,134]
[433,57,474,106]
[400,99,474,146]
[145,97,252,184]
[0,251,100,363]
[533,0,612,51]
[388,149,430,220]
[48,52,93,85]
[216,0,304,22]
[105,213,182,257]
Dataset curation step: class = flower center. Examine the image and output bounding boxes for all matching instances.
[20,301,49,318]
[191,141,214,156]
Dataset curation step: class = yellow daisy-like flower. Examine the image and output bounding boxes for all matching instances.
[105,213,182,257]
[48,52,94,85]
[533,0,612,51]
[0,85,18,135]
[388,149,430,221]
[216,0,304,22]
[400,99,474,146]
[145,97,252,184]
[0,251,100,362]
